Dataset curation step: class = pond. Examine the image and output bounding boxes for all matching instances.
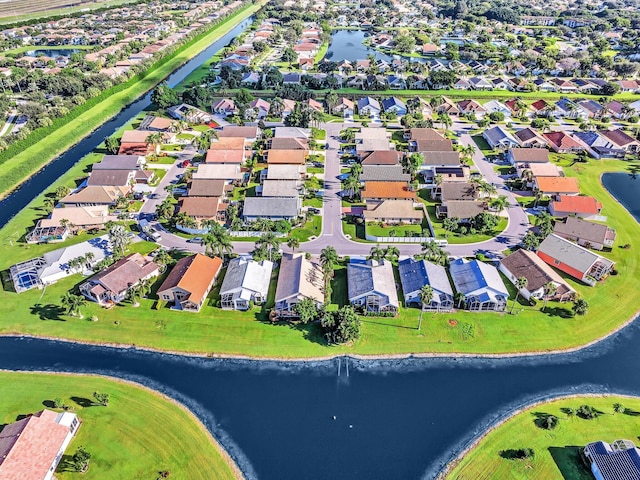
[24,48,81,57]
[602,172,640,222]
[324,29,426,63]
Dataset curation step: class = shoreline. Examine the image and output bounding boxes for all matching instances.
[0,369,246,480]
[1,307,638,361]
[436,392,640,479]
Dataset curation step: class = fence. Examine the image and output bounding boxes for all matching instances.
[229,231,287,238]
[365,235,448,246]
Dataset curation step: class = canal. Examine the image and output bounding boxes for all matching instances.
[0,16,254,228]
[1,319,640,480]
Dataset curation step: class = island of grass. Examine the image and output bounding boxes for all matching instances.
[0,157,639,358]
[0,371,239,479]
[445,395,640,480]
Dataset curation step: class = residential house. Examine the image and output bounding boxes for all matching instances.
[334,98,355,118]
[398,258,454,311]
[449,258,509,311]
[274,253,324,317]
[437,200,485,221]
[381,97,407,115]
[537,234,615,285]
[577,99,605,119]
[249,98,270,119]
[211,98,238,116]
[363,199,423,225]
[483,126,519,149]
[31,206,116,240]
[573,131,625,159]
[260,179,301,197]
[178,196,226,225]
[469,77,492,90]
[187,179,228,198]
[599,129,640,154]
[553,97,586,120]
[167,103,213,123]
[360,165,410,183]
[219,257,274,310]
[157,254,222,312]
[205,149,245,165]
[361,181,416,201]
[217,126,260,142]
[522,162,562,179]
[483,100,512,118]
[347,259,399,314]
[584,440,640,480]
[543,131,584,153]
[457,99,486,116]
[80,253,159,305]
[263,164,306,182]
[534,176,580,196]
[193,164,244,183]
[507,148,550,165]
[93,155,145,171]
[355,128,392,157]
[242,196,300,221]
[268,137,309,150]
[360,150,401,166]
[87,169,135,187]
[60,185,130,207]
[498,249,575,302]
[549,195,603,219]
[0,409,81,480]
[273,127,311,139]
[139,115,173,132]
[267,149,307,165]
[435,182,477,202]
[553,216,615,250]
[357,97,381,117]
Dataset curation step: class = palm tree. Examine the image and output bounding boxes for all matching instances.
[43,197,56,213]
[573,298,589,316]
[195,129,218,151]
[287,237,300,253]
[454,291,466,309]
[342,174,361,200]
[420,240,447,265]
[127,280,150,307]
[510,276,528,314]
[153,249,173,273]
[384,246,400,261]
[156,199,174,221]
[320,246,338,302]
[542,282,558,311]
[490,195,510,217]
[478,181,498,199]
[418,284,434,330]
[256,232,281,262]
[368,245,384,261]
[108,225,130,258]
[442,217,459,238]
[61,292,86,318]
[202,223,234,259]
[437,112,452,130]
[145,132,164,151]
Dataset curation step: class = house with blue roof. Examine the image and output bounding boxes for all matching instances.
[398,258,454,311]
[449,258,509,311]
[584,439,640,480]
[381,97,407,116]
[347,259,399,314]
[357,96,381,117]
[553,97,587,120]
[573,131,625,159]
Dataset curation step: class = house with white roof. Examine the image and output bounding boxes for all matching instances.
[219,257,273,310]
[347,258,399,314]
[449,258,509,311]
[483,126,519,149]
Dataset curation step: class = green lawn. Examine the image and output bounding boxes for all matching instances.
[303,196,323,208]
[0,2,263,199]
[448,395,640,480]
[0,371,238,480]
[290,214,322,242]
[366,222,424,238]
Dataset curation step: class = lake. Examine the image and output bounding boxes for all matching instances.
[24,48,81,58]
[2,319,640,480]
[602,172,640,222]
[325,29,426,63]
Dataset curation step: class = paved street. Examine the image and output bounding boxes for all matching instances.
[146,121,533,258]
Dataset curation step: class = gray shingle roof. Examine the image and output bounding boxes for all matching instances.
[553,217,613,245]
[537,234,614,274]
[242,197,300,218]
[347,259,399,308]
[360,165,411,182]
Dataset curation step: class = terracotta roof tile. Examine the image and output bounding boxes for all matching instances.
[158,254,222,306]
[535,176,580,194]
[362,181,416,199]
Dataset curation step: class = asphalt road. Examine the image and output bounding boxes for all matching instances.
[144,121,533,259]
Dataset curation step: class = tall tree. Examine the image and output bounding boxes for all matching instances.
[61,292,86,318]
[542,282,558,311]
[510,276,528,314]
[104,136,120,154]
[202,223,234,259]
[418,284,434,330]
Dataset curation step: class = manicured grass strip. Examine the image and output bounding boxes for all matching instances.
[446,395,640,480]
[0,1,262,199]
[0,371,239,480]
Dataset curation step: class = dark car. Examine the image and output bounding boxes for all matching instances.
[187,237,203,244]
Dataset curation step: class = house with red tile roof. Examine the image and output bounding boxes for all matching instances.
[361,181,416,200]
[599,128,640,153]
[205,149,244,164]
[534,176,580,196]
[543,131,584,153]
[157,254,222,312]
[548,195,602,219]
[0,409,80,480]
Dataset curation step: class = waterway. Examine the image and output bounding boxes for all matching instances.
[24,48,81,57]
[0,16,255,228]
[325,29,426,63]
[602,172,640,222]
[2,320,640,480]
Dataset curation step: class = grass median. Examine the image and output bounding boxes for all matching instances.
[0,371,239,480]
[446,395,640,480]
[0,2,262,199]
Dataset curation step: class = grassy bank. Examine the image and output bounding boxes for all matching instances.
[446,395,640,480]
[0,158,639,358]
[0,371,239,479]
[0,1,262,199]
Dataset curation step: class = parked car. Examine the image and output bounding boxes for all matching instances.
[187,237,203,244]
[308,207,321,214]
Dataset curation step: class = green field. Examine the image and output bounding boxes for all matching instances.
[0,0,139,24]
[0,2,263,199]
[0,371,238,479]
[447,395,640,480]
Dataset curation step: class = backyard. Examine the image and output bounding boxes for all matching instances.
[0,371,238,480]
